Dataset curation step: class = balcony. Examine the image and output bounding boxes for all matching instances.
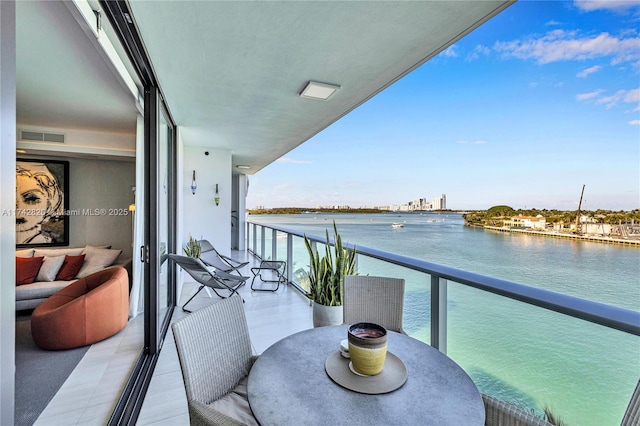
[34,222,639,425]
[240,220,639,425]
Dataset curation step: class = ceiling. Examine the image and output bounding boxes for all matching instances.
[129,1,512,175]
[16,1,139,134]
[16,1,512,174]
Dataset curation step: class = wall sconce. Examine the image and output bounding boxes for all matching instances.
[190,170,197,195]
[214,184,220,206]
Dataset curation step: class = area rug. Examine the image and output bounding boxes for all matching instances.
[14,315,90,426]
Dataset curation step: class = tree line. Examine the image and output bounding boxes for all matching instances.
[462,206,640,227]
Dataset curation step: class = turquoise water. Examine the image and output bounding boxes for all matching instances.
[250,212,640,425]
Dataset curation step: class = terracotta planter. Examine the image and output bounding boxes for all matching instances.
[312,302,343,327]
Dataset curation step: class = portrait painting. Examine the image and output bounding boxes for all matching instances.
[16,159,69,247]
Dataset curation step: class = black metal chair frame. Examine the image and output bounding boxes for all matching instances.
[250,260,287,292]
[168,254,249,312]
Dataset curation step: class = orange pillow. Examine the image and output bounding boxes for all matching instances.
[16,256,44,285]
[55,254,86,281]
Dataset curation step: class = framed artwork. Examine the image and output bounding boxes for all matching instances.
[16,159,69,247]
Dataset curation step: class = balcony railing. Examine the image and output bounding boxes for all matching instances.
[247,219,640,423]
[247,221,639,344]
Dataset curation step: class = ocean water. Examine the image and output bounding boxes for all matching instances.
[250,212,640,425]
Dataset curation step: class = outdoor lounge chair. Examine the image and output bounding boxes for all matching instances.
[168,254,249,312]
[343,275,406,334]
[198,239,249,275]
[172,295,258,426]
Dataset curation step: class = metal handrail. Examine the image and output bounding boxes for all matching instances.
[247,221,640,337]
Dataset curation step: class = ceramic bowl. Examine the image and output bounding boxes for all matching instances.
[347,322,388,376]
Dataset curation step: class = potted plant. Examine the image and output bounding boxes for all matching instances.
[183,234,201,258]
[304,222,356,327]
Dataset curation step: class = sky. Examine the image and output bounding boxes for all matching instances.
[246,1,640,211]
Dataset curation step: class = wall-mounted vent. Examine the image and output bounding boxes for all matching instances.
[20,130,65,143]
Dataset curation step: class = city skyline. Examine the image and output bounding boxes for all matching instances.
[251,193,448,211]
[246,1,640,211]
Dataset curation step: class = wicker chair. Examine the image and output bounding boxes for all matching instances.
[622,379,640,426]
[482,394,551,426]
[172,295,258,426]
[343,275,405,333]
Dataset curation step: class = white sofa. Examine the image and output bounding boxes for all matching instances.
[15,245,131,311]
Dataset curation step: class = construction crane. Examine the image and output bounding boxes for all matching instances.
[574,184,586,235]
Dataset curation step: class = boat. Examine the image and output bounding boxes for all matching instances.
[391,223,404,228]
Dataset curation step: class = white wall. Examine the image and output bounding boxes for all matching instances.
[17,127,135,151]
[181,146,232,256]
[0,1,16,423]
[68,158,135,257]
[18,155,135,258]
[16,127,135,159]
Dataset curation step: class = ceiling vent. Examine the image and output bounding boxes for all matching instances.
[20,130,65,143]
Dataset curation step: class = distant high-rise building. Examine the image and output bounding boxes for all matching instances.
[398,193,444,211]
[432,194,446,210]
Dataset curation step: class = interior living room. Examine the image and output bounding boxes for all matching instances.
[10,1,142,424]
[11,1,638,426]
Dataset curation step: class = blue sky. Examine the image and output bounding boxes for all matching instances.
[247,1,640,211]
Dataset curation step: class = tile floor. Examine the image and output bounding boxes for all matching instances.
[32,251,313,425]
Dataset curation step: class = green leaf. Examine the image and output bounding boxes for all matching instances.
[303,221,356,306]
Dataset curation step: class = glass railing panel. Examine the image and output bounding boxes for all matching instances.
[355,257,432,343]
[447,281,639,425]
[263,227,274,260]
[274,230,287,263]
[247,223,254,253]
[291,240,330,293]
[290,236,308,291]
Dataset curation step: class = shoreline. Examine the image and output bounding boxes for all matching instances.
[482,226,640,247]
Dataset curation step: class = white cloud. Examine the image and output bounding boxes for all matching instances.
[625,87,640,103]
[578,87,640,109]
[597,89,627,108]
[494,30,640,65]
[473,140,488,145]
[466,44,491,61]
[577,65,603,77]
[574,0,640,12]
[576,89,605,100]
[276,157,312,164]
[441,45,459,58]
[546,20,562,26]
[629,119,640,125]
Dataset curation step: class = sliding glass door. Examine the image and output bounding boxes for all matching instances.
[157,104,175,343]
[144,87,175,354]
[101,3,177,422]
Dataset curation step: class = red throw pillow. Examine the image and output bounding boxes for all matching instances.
[16,256,44,285]
[55,254,86,281]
